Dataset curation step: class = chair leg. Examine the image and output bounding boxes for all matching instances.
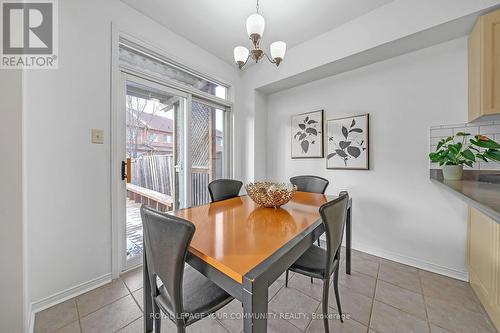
[322,278,330,333]
[285,270,289,288]
[333,264,343,323]
[153,302,161,333]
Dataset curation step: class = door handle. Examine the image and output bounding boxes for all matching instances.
[121,161,127,181]
[121,159,131,182]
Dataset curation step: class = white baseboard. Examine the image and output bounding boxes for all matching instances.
[28,273,112,332]
[352,242,469,281]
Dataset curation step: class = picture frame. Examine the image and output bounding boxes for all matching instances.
[326,113,369,170]
[291,110,324,159]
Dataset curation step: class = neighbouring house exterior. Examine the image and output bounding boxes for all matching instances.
[127,110,175,156]
[126,109,223,159]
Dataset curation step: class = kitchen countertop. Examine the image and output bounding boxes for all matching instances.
[430,170,500,223]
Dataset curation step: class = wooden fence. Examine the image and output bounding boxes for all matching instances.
[130,155,174,196]
[128,155,211,209]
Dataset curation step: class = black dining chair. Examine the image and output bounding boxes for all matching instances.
[290,175,329,247]
[285,192,349,333]
[141,205,233,333]
[208,179,243,202]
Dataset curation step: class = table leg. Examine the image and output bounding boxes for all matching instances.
[243,276,268,332]
[143,250,153,333]
[346,205,352,275]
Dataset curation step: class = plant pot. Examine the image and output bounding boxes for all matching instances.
[442,165,463,180]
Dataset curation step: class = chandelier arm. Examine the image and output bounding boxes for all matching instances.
[239,54,251,69]
[264,52,276,64]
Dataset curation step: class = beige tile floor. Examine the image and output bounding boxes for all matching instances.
[34,247,498,333]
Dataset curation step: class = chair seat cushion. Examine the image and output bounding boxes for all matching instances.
[289,245,338,279]
[156,265,233,325]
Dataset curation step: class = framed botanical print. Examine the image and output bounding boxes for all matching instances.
[326,114,369,170]
[291,110,324,158]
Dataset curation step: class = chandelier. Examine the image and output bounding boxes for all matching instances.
[233,0,286,69]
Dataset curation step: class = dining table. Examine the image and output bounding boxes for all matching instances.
[143,191,352,333]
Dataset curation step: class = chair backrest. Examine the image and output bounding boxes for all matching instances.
[290,175,329,194]
[141,205,195,322]
[208,179,243,202]
[319,191,349,277]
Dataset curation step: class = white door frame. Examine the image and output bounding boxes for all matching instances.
[118,73,190,272]
[111,25,234,278]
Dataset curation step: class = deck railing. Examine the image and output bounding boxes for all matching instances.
[128,155,211,210]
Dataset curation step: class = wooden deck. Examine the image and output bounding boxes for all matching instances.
[126,198,144,259]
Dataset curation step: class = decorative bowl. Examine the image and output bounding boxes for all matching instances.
[245,182,297,208]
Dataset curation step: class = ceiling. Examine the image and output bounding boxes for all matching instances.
[121,0,395,64]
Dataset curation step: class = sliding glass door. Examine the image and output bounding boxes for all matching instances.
[120,75,187,269]
[190,99,228,205]
[117,73,230,271]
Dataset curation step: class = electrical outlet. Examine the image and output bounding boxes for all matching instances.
[91,129,104,144]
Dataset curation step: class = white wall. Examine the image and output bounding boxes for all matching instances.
[0,71,24,332]
[20,0,500,325]
[266,38,470,279]
[236,0,500,182]
[23,0,238,311]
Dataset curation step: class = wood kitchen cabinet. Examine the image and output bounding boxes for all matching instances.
[468,207,500,330]
[468,9,500,122]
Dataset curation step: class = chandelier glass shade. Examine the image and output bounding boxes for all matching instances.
[234,0,286,69]
[246,13,265,38]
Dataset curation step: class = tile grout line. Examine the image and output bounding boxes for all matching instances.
[417,270,433,333]
[364,261,381,333]
[74,298,84,333]
[368,268,380,332]
[303,302,321,333]
[78,293,131,322]
[121,276,142,313]
[44,299,81,333]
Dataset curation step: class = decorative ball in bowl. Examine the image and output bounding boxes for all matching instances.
[245,182,297,208]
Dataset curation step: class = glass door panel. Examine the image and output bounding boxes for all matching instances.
[123,76,187,268]
[191,99,227,206]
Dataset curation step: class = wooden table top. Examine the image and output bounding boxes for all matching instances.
[170,191,331,283]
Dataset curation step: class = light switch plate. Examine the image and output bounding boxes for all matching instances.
[91,129,104,144]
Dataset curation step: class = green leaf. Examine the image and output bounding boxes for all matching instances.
[449,145,460,155]
[447,151,457,162]
[462,149,475,161]
[463,160,473,168]
[471,138,500,149]
[455,132,470,137]
[475,153,488,162]
[484,149,500,161]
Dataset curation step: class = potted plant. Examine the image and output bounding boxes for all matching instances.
[429,132,500,180]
